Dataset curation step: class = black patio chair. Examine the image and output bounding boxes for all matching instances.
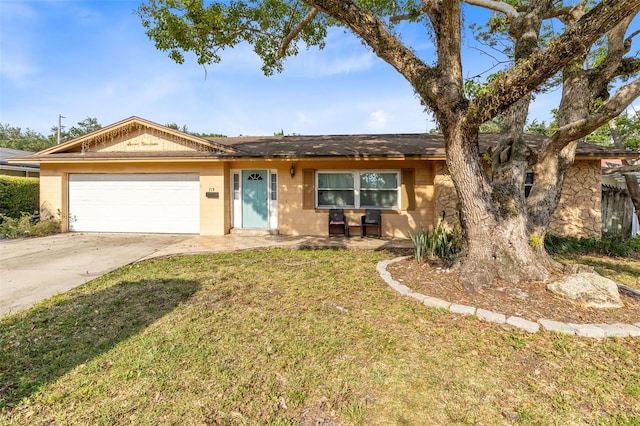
[328,209,349,237]
[361,209,381,238]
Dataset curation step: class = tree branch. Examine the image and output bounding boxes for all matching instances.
[303,0,439,104]
[389,4,428,24]
[462,0,519,19]
[627,29,640,46]
[603,164,640,174]
[278,7,320,58]
[466,0,640,128]
[588,15,639,102]
[546,77,640,151]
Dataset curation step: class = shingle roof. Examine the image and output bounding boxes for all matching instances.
[204,133,444,158]
[204,133,635,159]
[0,148,40,169]
[9,131,637,162]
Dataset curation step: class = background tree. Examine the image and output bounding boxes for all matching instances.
[589,110,640,148]
[138,0,640,291]
[0,124,51,152]
[166,122,227,137]
[518,110,640,224]
[165,122,190,133]
[49,117,102,145]
[602,111,640,223]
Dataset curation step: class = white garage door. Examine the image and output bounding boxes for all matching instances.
[68,173,200,234]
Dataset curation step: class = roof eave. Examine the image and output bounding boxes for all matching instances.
[575,152,639,160]
[35,116,238,156]
[6,157,40,165]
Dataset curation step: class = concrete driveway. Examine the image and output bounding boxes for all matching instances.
[0,233,189,318]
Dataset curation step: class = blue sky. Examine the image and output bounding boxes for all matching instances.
[0,0,607,137]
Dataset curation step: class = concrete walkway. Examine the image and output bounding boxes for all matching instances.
[141,233,412,261]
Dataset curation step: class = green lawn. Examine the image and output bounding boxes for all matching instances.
[556,254,640,289]
[1,249,638,425]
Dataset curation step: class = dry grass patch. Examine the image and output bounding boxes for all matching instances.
[1,249,638,425]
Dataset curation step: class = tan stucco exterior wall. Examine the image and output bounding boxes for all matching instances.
[39,157,601,238]
[273,159,436,238]
[39,168,64,222]
[39,162,227,235]
[433,160,602,238]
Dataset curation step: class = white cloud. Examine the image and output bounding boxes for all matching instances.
[0,1,37,20]
[295,112,313,126]
[367,109,389,130]
[282,29,375,78]
[0,53,39,87]
[298,52,375,77]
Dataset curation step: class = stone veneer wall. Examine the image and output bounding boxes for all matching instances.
[433,160,602,238]
[548,160,601,238]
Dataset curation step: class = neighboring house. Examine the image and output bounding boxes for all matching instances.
[9,116,636,238]
[602,160,639,237]
[0,148,40,177]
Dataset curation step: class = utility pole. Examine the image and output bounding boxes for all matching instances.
[57,114,65,145]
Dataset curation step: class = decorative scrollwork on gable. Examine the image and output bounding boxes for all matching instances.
[79,122,230,154]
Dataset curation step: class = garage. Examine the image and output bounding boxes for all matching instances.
[68,173,200,234]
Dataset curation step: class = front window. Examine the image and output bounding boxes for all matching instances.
[316,171,400,209]
[233,173,240,200]
[270,173,277,201]
[360,172,399,208]
[317,172,355,207]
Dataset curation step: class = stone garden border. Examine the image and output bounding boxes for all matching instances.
[378,257,640,339]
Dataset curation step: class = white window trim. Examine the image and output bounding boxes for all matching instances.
[316,170,401,209]
[269,169,278,229]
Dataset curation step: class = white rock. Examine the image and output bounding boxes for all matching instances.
[547,273,623,308]
[476,309,506,324]
[597,323,632,338]
[539,319,576,335]
[569,323,606,338]
[601,323,640,338]
[622,324,640,337]
[423,296,451,309]
[449,303,476,315]
[507,316,540,333]
[408,291,427,303]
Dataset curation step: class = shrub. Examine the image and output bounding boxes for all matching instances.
[409,220,461,262]
[0,212,60,239]
[0,176,39,219]
[545,234,640,259]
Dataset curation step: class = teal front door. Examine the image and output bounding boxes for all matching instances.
[242,170,268,228]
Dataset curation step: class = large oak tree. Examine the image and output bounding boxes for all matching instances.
[137,0,640,291]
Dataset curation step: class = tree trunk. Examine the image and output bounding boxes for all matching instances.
[527,51,589,239]
[305,0,640,291]
[442,121,550,291]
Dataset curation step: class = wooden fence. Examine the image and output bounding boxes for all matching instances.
[601,184,635,237]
